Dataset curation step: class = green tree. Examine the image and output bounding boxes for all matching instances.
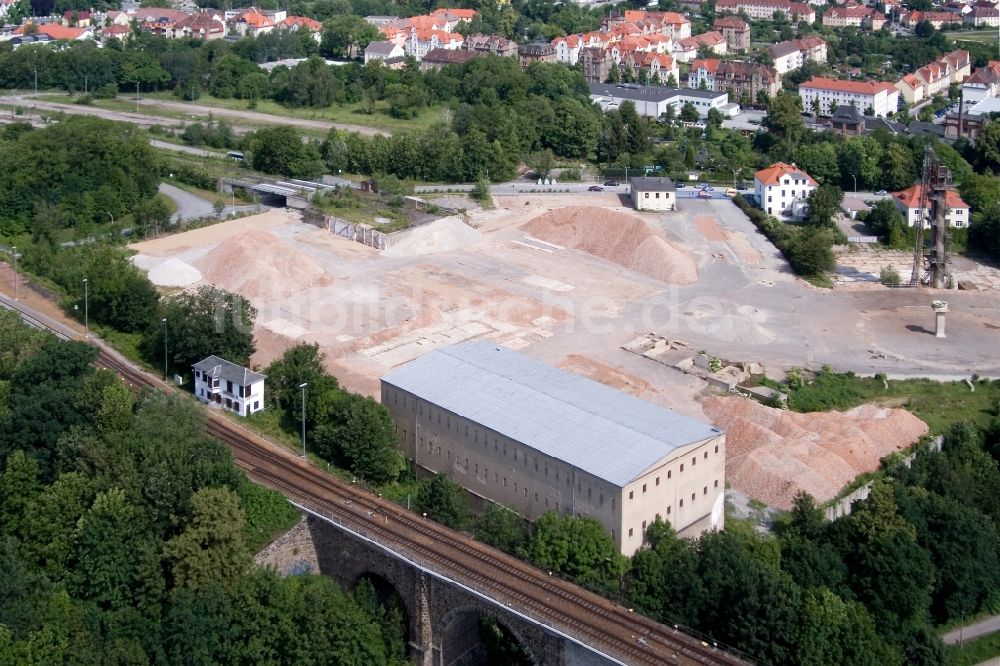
[976,121,1000,172]
[142,285,257,377]
[415,473,468,530]
[164,487,249,590]
[626,518,704,625]
[764,92,805,159]
[319,15,379,59]
[793,587,900,666]
[264,343,339,413]
[474,503,529,554]
[68,487,148,610]
[787,228,835,276]
[806,184,843,228]
[312,394,404,484]
[0,450,41,539]
[865,200,908,247]
[524,512,627,594]
[793,142,840,185]
[679,102,699,123]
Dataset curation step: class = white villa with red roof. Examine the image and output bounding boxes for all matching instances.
[755,162,818,219]
[892,185,971,228]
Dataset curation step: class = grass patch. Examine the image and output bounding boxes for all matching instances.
[95,326,145,365]
[784,372,1000,433]
[242,408,303,452]
[170,181,223,202]
[946,632,1000,665]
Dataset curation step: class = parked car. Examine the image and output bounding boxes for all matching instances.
[698,190,711,198]
[676,182,686,188]
[725,188,737,197]
[603,180,620,187]
[875,189,888,196]
[588,185,604,192]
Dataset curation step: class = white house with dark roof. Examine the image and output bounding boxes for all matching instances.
[380,342,726,555]
[192,355,266,416]
[631,176,677,211]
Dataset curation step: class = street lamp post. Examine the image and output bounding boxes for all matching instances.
[299,382,308,458]
[11,245,17,301]
[107,211,114,225]
[161,318,168,381]
[851,174,857,194]
[82,277,88,337]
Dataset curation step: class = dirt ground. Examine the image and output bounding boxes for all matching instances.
[127,196,1000,509]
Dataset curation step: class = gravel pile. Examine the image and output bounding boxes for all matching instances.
[195,229,329,300]
[382,217,481,258]
[523,206,697,284]
[701,396,929,509]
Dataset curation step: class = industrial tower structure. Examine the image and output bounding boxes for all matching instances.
[910,146,953,289]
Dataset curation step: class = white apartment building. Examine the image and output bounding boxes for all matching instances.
[799,76,900,117]
[766,36,827,75]
[755,162,818,219]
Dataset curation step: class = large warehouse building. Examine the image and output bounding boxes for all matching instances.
[380,342,726,555]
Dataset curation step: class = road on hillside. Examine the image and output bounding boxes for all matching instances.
[149,139,225,158]
[942,615,1000,646]
[133,97,388,137]
[158,182,260,221]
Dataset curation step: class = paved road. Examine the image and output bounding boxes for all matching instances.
[158,183,259,221]
[943,615,1000,646]
[149,139,225,158]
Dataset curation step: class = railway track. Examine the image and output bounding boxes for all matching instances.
[5,296,748,666]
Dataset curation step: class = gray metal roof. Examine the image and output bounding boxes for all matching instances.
[193,355,265,385]
[381,342,722,486]
[631,176,676,192]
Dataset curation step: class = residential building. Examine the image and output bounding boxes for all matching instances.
[822,4,886,29]
[694,30,727,55]
[278,15,322,34]
[192,356,266,417]
[105,10,131,26]
[766,36,827,75]
[230,7,275,36]
[715,0,816,23]
[101,24,132,40]
[672,37,700,63]
[689,59,780,105]
[464,34,517,58]
[894,50,970,104]
[755,162,818,218]
[944,97,1000,140]
[365,40,405,64]
[552,34,583,64]
[420,47,479,71]
[406,29,463,60]
[713,16,750,52]
[900,10,963,28]
[827,104,865,135]
[380,342,726,556]
[892,184,971,228]
[623,10,691,38]
[967,6,1000,27]
[62,10,92,26]
[12,23,89,41]
[629,52,679,85]
[581,47,613,83]
[799,76,900,117]
[962,61,1000,108]
[589,82,731,118]
[518,42,556,69]
[631,177,677,211]
[175,12,225,40]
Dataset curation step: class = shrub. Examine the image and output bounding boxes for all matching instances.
[880,265,902,287]
[94,83,118,99]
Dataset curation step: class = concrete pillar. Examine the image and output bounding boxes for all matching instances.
[412,572,434,666]
[932,300,948,338]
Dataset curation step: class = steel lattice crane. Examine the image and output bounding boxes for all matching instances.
[910,146,953,289]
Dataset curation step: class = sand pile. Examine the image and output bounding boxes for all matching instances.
[701,396,928,509]
[147,258,202,287]
[195,229,329,300]
[523,207,697,284]
[382,217,481,258]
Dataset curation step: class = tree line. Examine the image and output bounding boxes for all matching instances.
[0,311,408,664]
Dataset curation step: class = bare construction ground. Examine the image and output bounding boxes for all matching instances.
[130,197,1000,506]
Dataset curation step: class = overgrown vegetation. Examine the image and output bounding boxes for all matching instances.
[0,312,405,663]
